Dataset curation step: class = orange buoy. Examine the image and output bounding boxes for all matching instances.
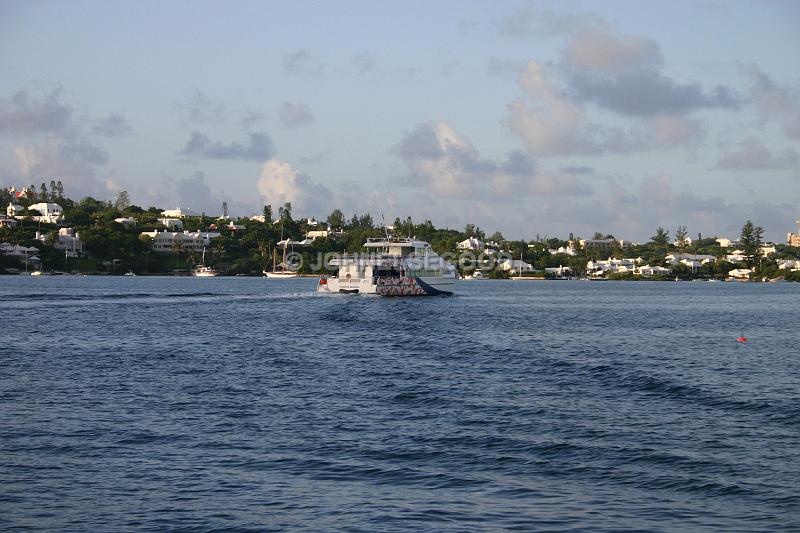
[736,336,748,342]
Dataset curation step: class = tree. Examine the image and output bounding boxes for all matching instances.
[50,180,57,199]
[281,202,292,222]
[464,223,475,237]
[740,220,764,270]
[263,204,273,223]
[56,181,64,198]
[651,227,669,246]
[675,225,688,248]
[327,208,344,229]
[39,183,48,201]
[114,190,130,212]
[489,231,505,244]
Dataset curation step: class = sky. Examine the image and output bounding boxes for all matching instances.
[1,0,798,242]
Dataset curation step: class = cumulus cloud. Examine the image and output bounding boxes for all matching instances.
[556,25,740,117]
[283,49,324,77]
[394,121,591,198]
[278,102,315,129]
[176,89,226,125]
[91,113,134,137]
[569,69,740,117]
[563,27,662,72]
[179,131,275,160]
[12,138,110,198]
[0,88,74,135]
[746,65,800,140]
[506,61,708,155]
[715,138,798,170]
[256,158,332,216]
[175,171,216,214]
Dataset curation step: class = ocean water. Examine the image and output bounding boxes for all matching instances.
[1,276,798,532]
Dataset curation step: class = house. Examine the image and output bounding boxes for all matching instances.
[0,242,39,257]
[457,237,485,251]
[498,259,534,273]
[226,221,246,232]
[36,228,83,257]
[114,217,137,226]
[7,186,36,200]
[545,266,572,278]
[665,253,716,266]
[726,250,746,263]
[759,245,776,256]
[307,230,330,239]
[777,259,800,271]
[586,258,638,277]
[161,206,200,218]
[635,265,672,277]
[728,268,753,280]
[140,230,222,253]
[6,203,24,217]
[674,236,693,246]
[716,238,735,248]
[158,218,183,230]
[27,202,63,223]
[787,219,800,247]
[0,215,18,228]
[548,246,576,256]
[579,238,631,250]
[249,215,267,223]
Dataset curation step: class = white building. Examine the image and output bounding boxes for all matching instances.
[665,253,716,266]
[728,268,753,280]
[635,265,672,277]
[158,218,183,230]
[140,230,222,253]
[114,217,137,226]
[544,266,572,278]
[717,238,735,248]
[548,246,576,256]
[37,228,83,257]
[586,257,639,277]
[457,237,485,251]
[6,203,24,217]
[777,259,800,271]
[498,259,534,273]
[0,242,39,257]
[161,206,200,218]
[788,219,800,247]
[0,215,18,228]
[27,202,63,223]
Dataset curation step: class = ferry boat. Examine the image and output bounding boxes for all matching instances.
[317,236,456,296]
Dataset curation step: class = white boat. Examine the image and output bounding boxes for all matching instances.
[192,248,218,277]
[264,270,299,279]
[464,270,484,280]
[123,271,136,277]
[30,270,43,276]
[317,235,457,296]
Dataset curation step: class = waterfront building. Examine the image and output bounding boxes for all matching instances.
[36,228,83,257]
[140,230,222,253]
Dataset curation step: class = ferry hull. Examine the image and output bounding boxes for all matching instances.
[318,276,455,296]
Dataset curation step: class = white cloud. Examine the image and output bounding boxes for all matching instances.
[256,158,332,217]
[715,138,798,171]
[563,27,662,72]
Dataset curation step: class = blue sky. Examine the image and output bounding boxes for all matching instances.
[1,0,798,241]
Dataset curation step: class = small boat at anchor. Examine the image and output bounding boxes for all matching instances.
[192,248,218,277]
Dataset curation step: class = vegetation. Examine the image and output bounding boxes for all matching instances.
[1,188,798,280]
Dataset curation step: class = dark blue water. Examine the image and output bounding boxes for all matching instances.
[1,277,798,531]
